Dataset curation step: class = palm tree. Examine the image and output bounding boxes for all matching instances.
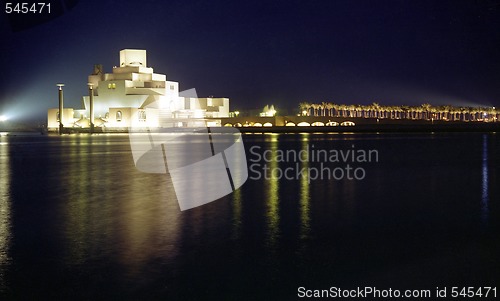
[346,105,355,117]
[372,102,380,118]
[325,102,334,116]
[487,107,496,121]
[460,107,467,121]
[298,102,311,116]
[395,105,403,119]
[435,106,445,120]
[429,105,437,120]
[421,103,431,120]
[355,104,363,118]
[321,102,329,116]
[310,103,317,116]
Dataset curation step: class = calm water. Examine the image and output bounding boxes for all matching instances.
[0,132,499,300]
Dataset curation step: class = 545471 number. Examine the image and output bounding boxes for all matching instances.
[5,3,51,14]
[451,287,496,298]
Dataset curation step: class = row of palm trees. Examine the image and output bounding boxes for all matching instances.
[298,102,499,122]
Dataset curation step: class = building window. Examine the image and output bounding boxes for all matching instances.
[139,111,146,121]
[108,83,116,89]
[170,85,174,90]
[116,111,122,122]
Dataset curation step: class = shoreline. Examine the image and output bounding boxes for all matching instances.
[237,122,500,133]
[3,122,500,136]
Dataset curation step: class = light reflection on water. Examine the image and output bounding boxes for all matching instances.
[0,133,498,299]
[57,135,182,279]
[231,187,242,241]
[265,135,279,250]
[0,136,11,291]
[481,134,489,222]
[299,135,311,241]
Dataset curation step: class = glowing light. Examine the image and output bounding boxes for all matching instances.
[312,121,325,126]
[0,115,7,122]
[340,121,356,126]
[260,105,277,117]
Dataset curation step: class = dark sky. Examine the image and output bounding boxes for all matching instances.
[1,0,500,122]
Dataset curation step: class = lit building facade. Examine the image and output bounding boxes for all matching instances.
[47,49,229,131]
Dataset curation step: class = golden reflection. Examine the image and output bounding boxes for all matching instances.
[61,136,181,276]
[299,137,311,240]
[229,132,247,241]
[231,187,242,240]
[63,136,91,265]
[266,136,279,248]
[0,136,11,288]
[117,158,181,277]
[263,133,279,143]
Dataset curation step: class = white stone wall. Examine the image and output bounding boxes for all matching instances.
[47,108,75,129]
[120,49,147,67]
[48,49,230,130]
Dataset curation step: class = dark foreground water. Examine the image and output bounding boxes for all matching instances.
[0,132,499,300]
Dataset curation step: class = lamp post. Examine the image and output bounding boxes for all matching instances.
[57,83,64,134]
[88,83,94,134]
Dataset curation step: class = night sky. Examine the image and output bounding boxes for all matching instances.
[1,0,500,122]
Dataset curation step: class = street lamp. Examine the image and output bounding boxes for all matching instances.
[88,83,94,134]
[57,83,64,134]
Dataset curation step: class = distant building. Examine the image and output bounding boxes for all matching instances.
[48,49,229,131]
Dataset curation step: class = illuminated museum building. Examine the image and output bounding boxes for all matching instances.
[47,49,229,131]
